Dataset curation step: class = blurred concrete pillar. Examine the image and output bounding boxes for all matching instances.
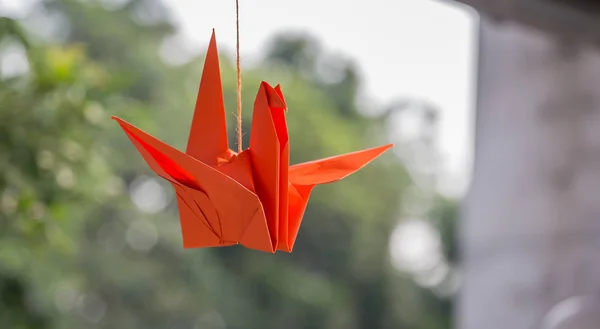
[458,16,600,329]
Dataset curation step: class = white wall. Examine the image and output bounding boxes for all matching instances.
[459,16,600,329]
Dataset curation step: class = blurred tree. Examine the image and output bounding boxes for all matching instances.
[264,33,362,119]
[0,273,50,329]
[0,1,458,329]
[431,197,458,265]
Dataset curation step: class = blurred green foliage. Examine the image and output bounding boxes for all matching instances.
[0,0,456,328]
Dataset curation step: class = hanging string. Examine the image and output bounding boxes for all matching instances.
[235,0,243,153]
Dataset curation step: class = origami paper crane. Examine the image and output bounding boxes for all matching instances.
[112,31,393,253]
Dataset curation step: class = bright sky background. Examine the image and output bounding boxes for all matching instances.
[162,0,478,197]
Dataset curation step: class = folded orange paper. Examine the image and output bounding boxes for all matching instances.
[112,31,393,253]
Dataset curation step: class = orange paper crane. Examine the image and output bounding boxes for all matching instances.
[112,31,393,253]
